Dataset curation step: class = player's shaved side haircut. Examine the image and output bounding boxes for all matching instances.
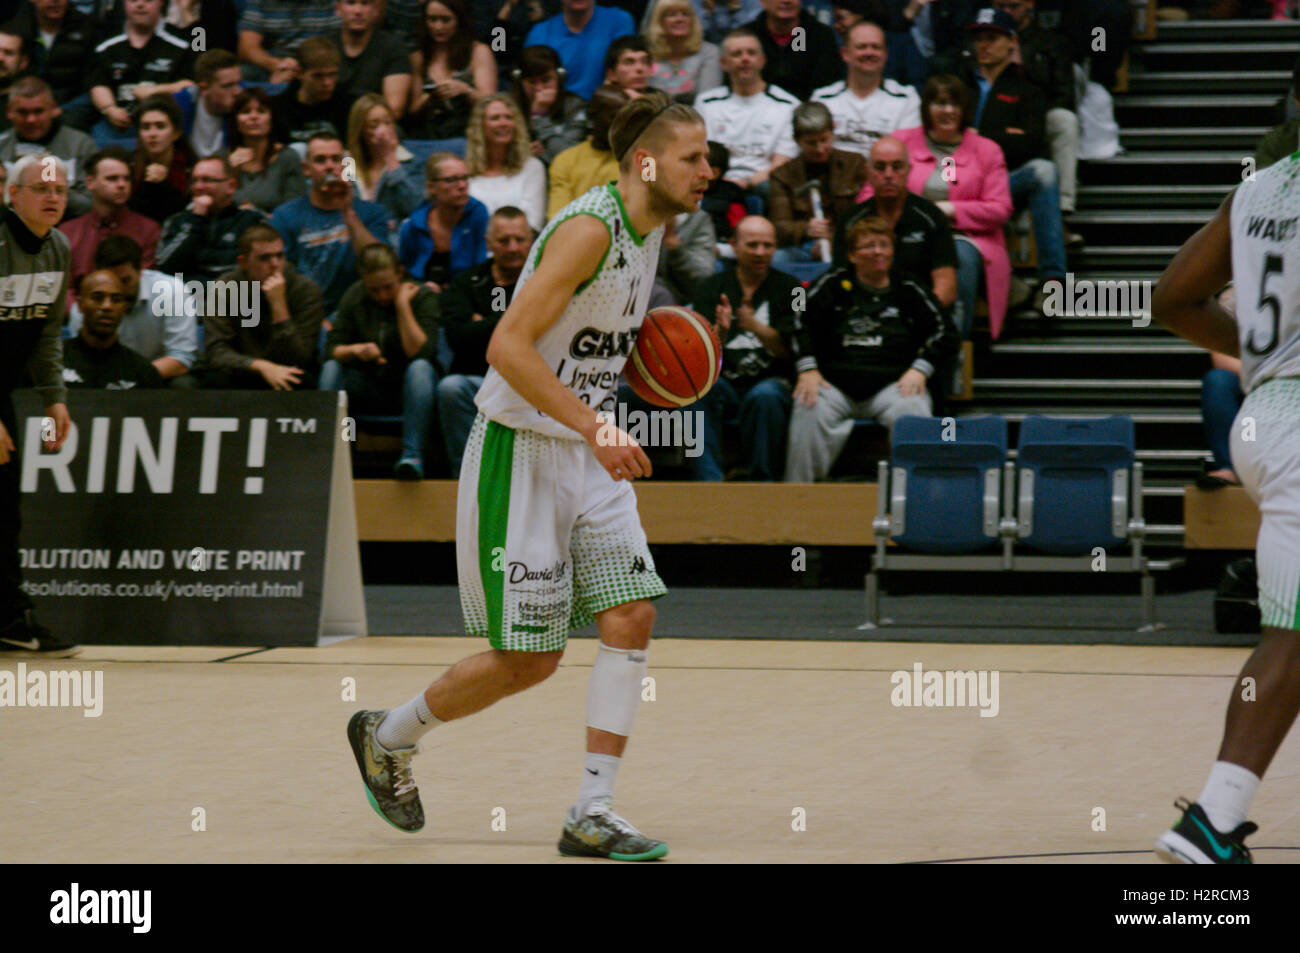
[608,90,704,171]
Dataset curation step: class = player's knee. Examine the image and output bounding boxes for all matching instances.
[497,649,564,686]
[603,600,656,642]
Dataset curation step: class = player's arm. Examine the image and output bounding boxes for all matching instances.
[485,215,652,479]
[1152,192,1240,357]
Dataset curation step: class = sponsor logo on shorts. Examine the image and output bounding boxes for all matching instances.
[507,560,568,585]
[631,557,647,574]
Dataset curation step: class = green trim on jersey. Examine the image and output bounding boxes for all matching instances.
[606,183,645,247]
[528,209,614,296]
[478,421,515,647]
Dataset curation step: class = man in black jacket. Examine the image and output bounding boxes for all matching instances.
[156,154,268,283]
[7,0,96,129]
[993,0,1079,220]
[785,214,955,482]
[436,206,532,477]
[954,7,1065,306]
[746,0,845,101]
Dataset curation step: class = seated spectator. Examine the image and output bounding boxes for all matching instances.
[465,93,547,231]
[784,215,956,481]
[695,27,799,205]
[159,0,240,60]
[272,37,351,145]
[1197,286,1242,490]
[59,145,161,292]
[1255,55,1300,170]
[334,0,411,120]
[201,222,326,388]
[9,0,99,131]
[437,204,531,475]
[526,0,635,101]
[89,0,194,146]
[700,138,748,246]
[769,99,867,267]
[66,234,199,387]
[664,0,763,44]
[996,0,1079,238]
[645,0,723,103]
[156,153,267,282]
[953,7,1064,313]
[747,0,844,100]
[0,27,31,135]
[546,83,625,218]
[398,151,488,291]
[511,45,589,166]
[602,34,651,99]
[127,95,196,224]
[0,76,96,218]
[690,214,796,481]
[892,74,1012,344]
[320,242,441,478]
[892,0,979,72]
[63,268,164,389]
[228,87,307,214]
[657,204,716,304]
[270,130,390,316]
[837,137,956,319]
[174,49,243,158]
[237,0,337,84]
[347,94,426,233]
[406,0,497,144]
[810,19,920,158]
[481,0,553,73]
[829,0,928,90]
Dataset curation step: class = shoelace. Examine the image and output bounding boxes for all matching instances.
[384,746,418,798]
[590,803,642,839]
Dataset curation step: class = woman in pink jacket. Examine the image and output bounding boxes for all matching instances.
[867,75,1014,340]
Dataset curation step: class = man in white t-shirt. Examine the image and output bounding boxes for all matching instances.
[694,27,798,205]
[811,19,920,158]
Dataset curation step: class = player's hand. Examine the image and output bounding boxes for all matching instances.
[794,369,827,407]
[0,418,14,465]
[589,423,652,481]
[43,403,71,452]
[354,342,386,364]
[715,293,733,334]
[807,218,831,240]
[260,362,303,390]
[897,368,927,397]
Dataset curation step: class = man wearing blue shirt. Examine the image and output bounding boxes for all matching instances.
[270,132,389,316]
[525,0,634,101]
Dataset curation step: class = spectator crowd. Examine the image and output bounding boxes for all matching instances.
[6,0,1133,482]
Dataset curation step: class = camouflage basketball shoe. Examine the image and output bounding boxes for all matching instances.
[1155,798,1256,864]
[558,799,668,861]
[347,710,424,832]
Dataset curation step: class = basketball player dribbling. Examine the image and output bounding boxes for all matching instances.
[347,91,713,860]
[1152,156,1300,863]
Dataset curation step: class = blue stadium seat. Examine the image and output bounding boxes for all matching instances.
[778,261,831,285]
[888,414,1007,554]
[403,138,467,171]
[1015,415,1136,556]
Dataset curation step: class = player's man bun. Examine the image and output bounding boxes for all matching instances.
[608,91,704,168]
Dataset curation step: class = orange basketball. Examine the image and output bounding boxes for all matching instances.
[624,306,723,408]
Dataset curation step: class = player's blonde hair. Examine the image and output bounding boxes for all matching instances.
[608,90,704,171]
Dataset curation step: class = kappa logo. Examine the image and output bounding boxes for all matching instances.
[631,556,647,574]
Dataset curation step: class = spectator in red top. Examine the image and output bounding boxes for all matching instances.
[59,146,161,303]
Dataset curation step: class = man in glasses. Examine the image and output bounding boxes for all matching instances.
[0,152,78,659]
[396,152,488,294]
[156,153,267,284]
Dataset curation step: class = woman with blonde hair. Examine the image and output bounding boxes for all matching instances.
[645,0,723,103]
[346,94,425,226]
[465,93,547,232]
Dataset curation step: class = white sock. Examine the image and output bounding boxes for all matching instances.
[574,753,620,817]
[376,692,441,750]
[1198,761,1260,832]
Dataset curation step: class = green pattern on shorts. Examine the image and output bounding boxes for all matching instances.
[1242,377,1300,630]
[478,421,515,649]
[566,514,668,632]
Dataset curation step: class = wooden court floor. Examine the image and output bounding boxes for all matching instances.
[2,638,1298,864]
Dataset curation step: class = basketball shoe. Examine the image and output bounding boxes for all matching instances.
[0,610,80,658]
[1155,798,1256,864]
[558,799,668,860]
[347,710,424,832]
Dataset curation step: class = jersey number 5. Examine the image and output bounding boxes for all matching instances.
[1248,253,1283,357]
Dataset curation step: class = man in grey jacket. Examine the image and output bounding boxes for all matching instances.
[0,152,79,658]
[0,77,96,220]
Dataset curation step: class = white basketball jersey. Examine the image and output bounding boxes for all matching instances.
[1230,155,1300,393]
[475,183,665,439]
